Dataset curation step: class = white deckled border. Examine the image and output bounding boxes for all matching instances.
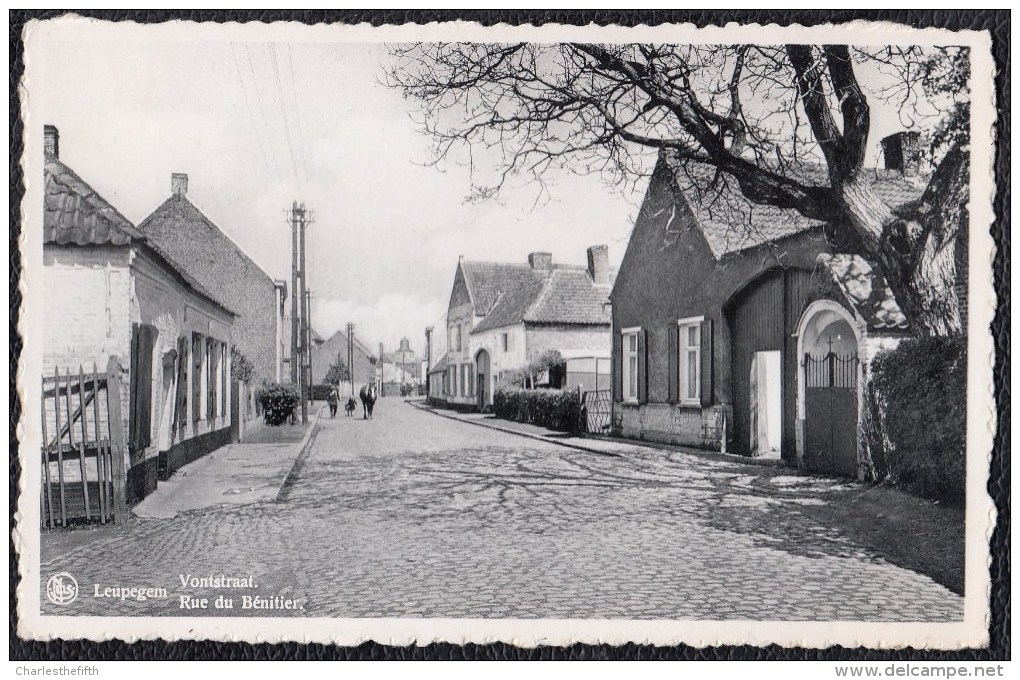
[15,15,999,649]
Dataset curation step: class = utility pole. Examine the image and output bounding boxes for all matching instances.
[425,326,433,396]
[289,203,300,385]
[288,201,311,424]
[298,204,310,424]
[378,342,385,398]
[347,322,355,395]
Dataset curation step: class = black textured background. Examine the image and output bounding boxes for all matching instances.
[9,9,1010,662]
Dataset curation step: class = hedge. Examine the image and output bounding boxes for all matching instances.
[869,335,966,505]
[492,387,581,434]
[258,382,300,426]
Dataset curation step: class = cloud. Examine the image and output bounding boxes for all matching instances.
[314,293,446,354]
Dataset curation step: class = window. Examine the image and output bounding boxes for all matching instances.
[450,365,458,396]
[466,363,474,396]
[622,328,640,402]
[678,317,703,404]
[454,325,462,352]
[501,333,509,352]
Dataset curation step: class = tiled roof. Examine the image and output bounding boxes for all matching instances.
[43,160,235,316]
[428,352,449,374]
[44,159,143,246]
[461,261,546,315]
[527,268,614,324]
[817,253,909,331]
[662,151,927,259]
[472,265,614,334]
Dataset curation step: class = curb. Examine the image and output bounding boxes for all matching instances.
[413,402,621,458]
[413,401,789,469]
[275,406,324,500]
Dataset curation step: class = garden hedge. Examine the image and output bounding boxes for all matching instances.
[492,387,581,434]
[869,335,966,505]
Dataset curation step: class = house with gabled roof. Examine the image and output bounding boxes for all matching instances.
[42,125,236,508]
[609,132,947,479]
[309,325,378,395]
[138,173,287,387]
[444,246,615,409]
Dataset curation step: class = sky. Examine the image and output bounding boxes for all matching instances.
[29,24,943,355]
[30,34,646,356]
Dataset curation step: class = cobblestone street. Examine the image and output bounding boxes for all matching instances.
[40,399,963,621]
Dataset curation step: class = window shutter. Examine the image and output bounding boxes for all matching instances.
[637,329,648,404]
[612,333,623,403]
[128,324,141,450]
[135,325,155,450]
[173,337,188,434]
[700,318,714,407]
[667,324,679,404]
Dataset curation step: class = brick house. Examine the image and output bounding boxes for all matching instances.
[444,246,614,410]
[138,174,287,387]
[42,126,236,505]
[609,135,950,478]
[309,325,378,396]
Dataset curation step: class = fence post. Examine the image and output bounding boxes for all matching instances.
[106,355,128,523]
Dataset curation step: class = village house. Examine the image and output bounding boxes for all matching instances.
[137,173,288,387]
[444,246,615,410]
[608,132,963,479]
[309,325,378,395]
[42,125,236,514]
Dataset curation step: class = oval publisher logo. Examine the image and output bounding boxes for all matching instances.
[46,572,79,605]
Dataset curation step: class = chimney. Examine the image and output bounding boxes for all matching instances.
[528,252,553,271]
[587,244,610,285]
[171,172,189,196]
[880,131,922,177]
[44,125,59,160]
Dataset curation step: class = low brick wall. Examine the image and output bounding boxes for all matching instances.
[615,402,733,452]
[157,426,232,481]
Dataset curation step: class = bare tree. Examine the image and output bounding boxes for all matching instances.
[386,43,970,336]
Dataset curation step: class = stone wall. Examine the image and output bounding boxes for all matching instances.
[615,402,734,451]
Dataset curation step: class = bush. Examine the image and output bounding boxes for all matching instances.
[870,335,966,505]
[311,384,335,402]
[258,382,300,426]
[492,387,581,434]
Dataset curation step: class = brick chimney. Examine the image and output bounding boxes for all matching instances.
[171,172,189,196]
[881,131,922,177]
[44,125,59,160]
[586,244,610,285]
[528,252,552,271]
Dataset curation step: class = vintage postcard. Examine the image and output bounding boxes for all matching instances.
[14,15,1000,650]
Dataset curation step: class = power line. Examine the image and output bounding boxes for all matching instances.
[230,43,275,179]
[268,42,302,184]
[285,43,312,179]
[244,43,282,182]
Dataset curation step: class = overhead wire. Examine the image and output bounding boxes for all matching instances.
[268,42,303,185]
[245,43,283,184]
[285,43,312,180]
[230,42,276,180]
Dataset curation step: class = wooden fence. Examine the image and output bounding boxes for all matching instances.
[41,355,126,527]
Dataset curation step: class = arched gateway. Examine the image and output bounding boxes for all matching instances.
[795,300,863,478]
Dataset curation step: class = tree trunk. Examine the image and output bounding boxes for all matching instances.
[830,144,967,337]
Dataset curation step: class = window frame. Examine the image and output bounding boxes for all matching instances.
[677,316,704,406]
[621,326,641,404]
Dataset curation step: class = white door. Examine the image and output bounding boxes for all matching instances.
[749,351,782,456]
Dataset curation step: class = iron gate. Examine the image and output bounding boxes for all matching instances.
[581,390,611,434]
[803,352,859,477]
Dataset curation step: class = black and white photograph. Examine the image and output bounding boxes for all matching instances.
[14,15,1001,653]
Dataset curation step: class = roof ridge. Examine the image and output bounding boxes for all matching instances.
[140,194,277,284]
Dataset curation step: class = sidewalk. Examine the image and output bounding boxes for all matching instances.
[413,400,786,467]
[132,408,322,519]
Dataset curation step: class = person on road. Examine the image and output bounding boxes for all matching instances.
[327,387,339,418]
